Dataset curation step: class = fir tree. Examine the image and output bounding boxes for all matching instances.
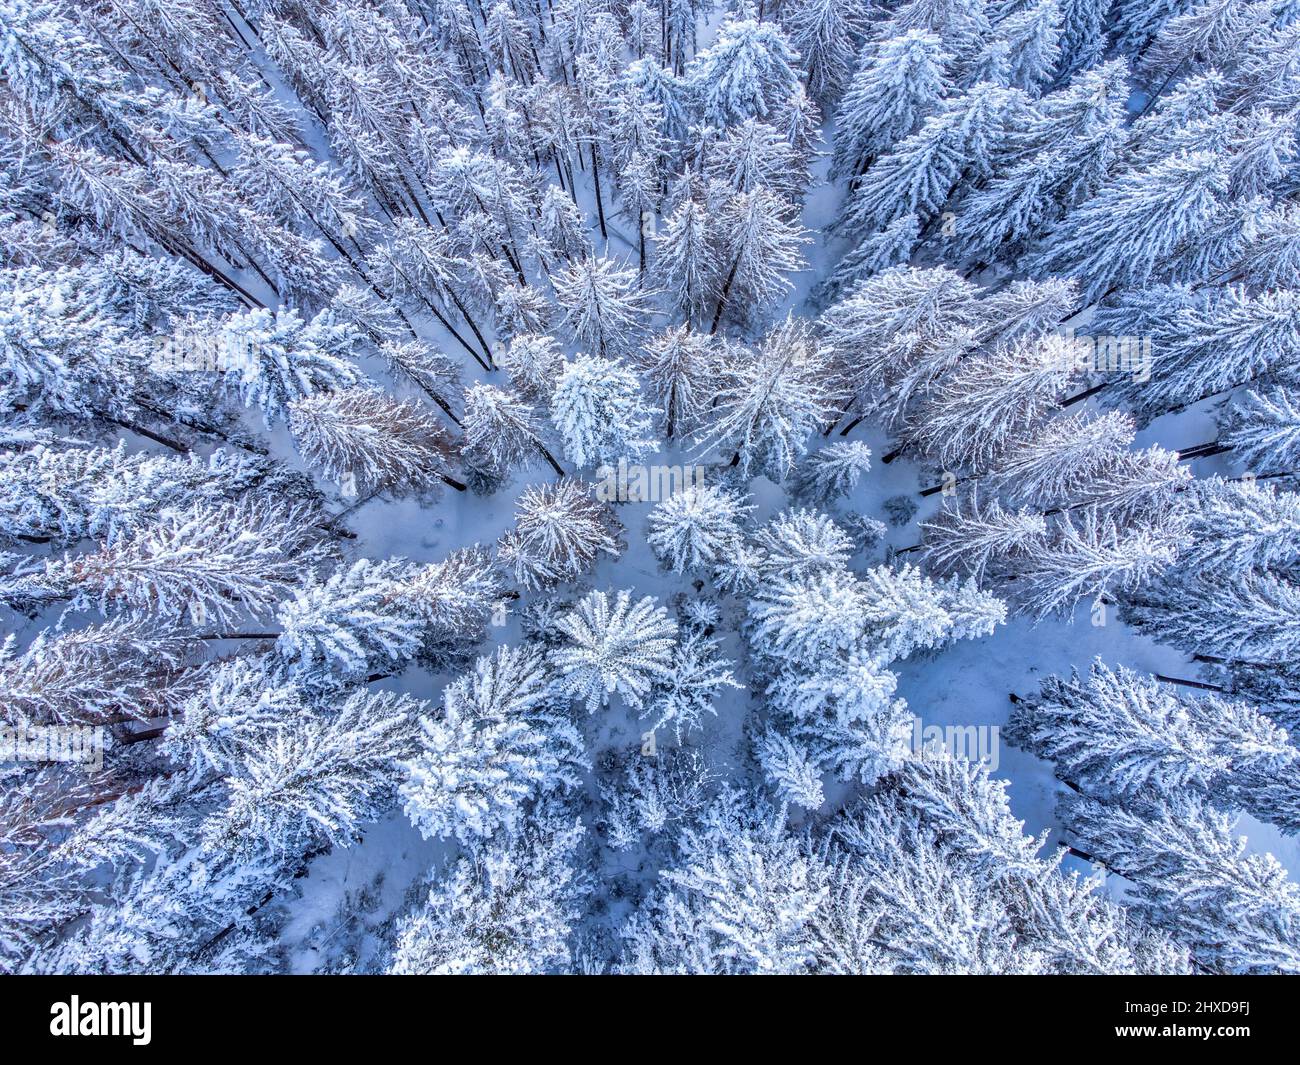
[401,646,585,844]
[647,482,752,573]
[551,590,679,711]
[289,388,464,496]
[550,354,658,469]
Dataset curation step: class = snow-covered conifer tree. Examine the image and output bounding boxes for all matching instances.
[1030,151,1230,302]
[839,82,1029,240]
[791,441,873,503]
[920,494,1048,579]
[652,194,720,327]
[203,687,420,860]
[619,788,825,974]
[781,0,871,102]
[496,479,621,590]
[709,189,810,332]
[754,508,856,578]
[499,333,566,406]
[0,617,195,726]
[646,628,743,738]
[551,590,678,711]
[1060,792,1300,974]
[401,645,585,843]
[600,747,716,848]
[1015,510,1180,619]
[696,317,839,479]
[830,31,953,181]
[647,482,752,573]
[908,334,1078,471]
[549,354,658,468]
[1222,390,1300,474]
[757,729,826,810]
[391,802,591,975]
[631,326,720,438]
[462,382,564,479]
[274,558,425,684]
[1010,661,1300,832]
[688,16,805,128]
[552,255,653,358]
[289,388,463,496]
[33,498,323,627]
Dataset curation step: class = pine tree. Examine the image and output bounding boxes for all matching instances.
[988,411,1137,510]
[885,751,1186,973]
[391,802,590,975]
[696,317,839,479]
[647,482,752,573]
[908,334,1078,471]
[874,0,994,65]
[1010,661,1300,832]
[398,546,509,663]
[1107,287,1300,421]
[217,307,364,424]
[401,646,585,843]
[553,255,654,358]
[617,151,661,275]
[1141,0,1262,81]
[1124,567,1300,667]
[1172,478,1300,578]
[688,16,805,129]
[619,788,826,974]
[600,747,716,849]
[551,590,679,711]
[825,212,922,292]
[831,32,953,181]
[921,494,1049,579]
[499,333,566,405]
[814,798,1032,973]
[839,82,1029,239]
[754,508,857,578]
[817,265,982,423]
[646,628,743,738]
[652,193,719,327]
[709,188,810,332]
[623,57,688,143]
[1030,151,1230,303]
[32,498,324,627]
[493,281,555,342]
[1015,510,1180,620]
[791,441,873,503]
[288,388,464,495]
[1061,792,1300,974]
[274,558,426,684]
[757,729,826,810]
[549,354,658,469]
[496,479,622,590]
[1222,389,1300,474]
[631,326,720,438]
[538,185,594,263]
[366,217,493,368]
[0,442,305,547]
[749,567,869,665]
[858,562,1006,661]
[1056,0,1112,76]
[707,118,810,204]
[0,264,145,423]
[461,382,564,479]
[781,0,871,102]
[203,687,420,860]
[970,0,1062,92]
[0,617,195,727]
